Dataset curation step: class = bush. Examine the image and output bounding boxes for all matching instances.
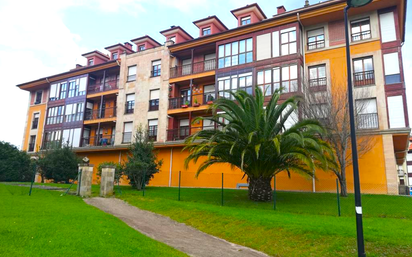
[124,126,163,190]
[38,145,80,183]
[97,161,124,183]
[0,141,32,182]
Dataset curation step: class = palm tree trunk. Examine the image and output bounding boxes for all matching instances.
[248,176,272,202]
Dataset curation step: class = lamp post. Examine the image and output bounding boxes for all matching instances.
[344,0,372,256]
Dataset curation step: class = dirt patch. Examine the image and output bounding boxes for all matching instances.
[85,197,269,257]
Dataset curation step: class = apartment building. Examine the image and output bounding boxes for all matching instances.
[18,0,409,194]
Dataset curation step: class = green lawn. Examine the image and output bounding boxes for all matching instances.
[116,186,412,257]
[0,183,186,257]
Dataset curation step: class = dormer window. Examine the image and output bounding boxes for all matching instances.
[88,59,94,66]
[202,27,211,36]
[169,36,176,43]
[241,16,251,25]
[138,45,145,51]
[112,52,118,60]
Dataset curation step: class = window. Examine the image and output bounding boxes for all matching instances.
[46,106,65,125]
[123,122,133,143]
[204,53,216,71]
[379,12,396,43]
[125,94,135,114]
[59,82,67,99]
[88,59,94,66]
[43,130,61,149]
[148,119,158,140]
[351,18,371,42]
[112,52,118,60]
[283,106,298,130]
[68,80,79,98]
[34,91,42,104]
[203,119,215,130]
[202,27,211,36]
[32,113,39,129]
[182,59,192,75]
[149,90,159,111]
[310,104,329,120]
[138,45,145,51]
[383,53,401,84]
[62,128,81,147]
[179,119,190,139]
[218,38,253,68]
[353,56,374,86]
[127,65,136,82]
[241,16,251,25]
[50,83,66,101]
[281,28,297,56]
[356,98,378,129]
[257,69,272,96]
[151,60,161,77]
[169,36,176,43]
[307,28,325,50]
[28,135,36,152]
[65,102,84,122]
[387,95,405,128]
[218,72,252,98]
[281,65,298,93]
[308,65,327,87]
[203,85,215,103]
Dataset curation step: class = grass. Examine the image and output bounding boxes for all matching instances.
[0,183,186,257]
[116,186,412,257]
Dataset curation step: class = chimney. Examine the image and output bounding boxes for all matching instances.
[124,42,133,50]
[304,0,309,7]
[277,6,286,14]
[76,64,83,69]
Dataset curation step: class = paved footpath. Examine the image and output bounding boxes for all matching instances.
[85,197,269,257]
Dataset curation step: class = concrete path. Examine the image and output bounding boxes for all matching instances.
[85,197,269,257]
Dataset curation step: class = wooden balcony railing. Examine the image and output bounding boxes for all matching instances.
[168,92,216,110]
[357,113,378,130]
[87,79,119,94]
[354,70,374,86]
[170,58,216,78]
[85,107,117,120]
[81,134,115,147]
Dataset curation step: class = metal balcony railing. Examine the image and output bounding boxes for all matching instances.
[81,134,115,147]
[168,92,216,110]
[149,99,159,111]
[85,107,117,120]
[357,113,378,130]
[88,79,119,94]
[307,40,325,50]
[148,125,158,141]
[354,70,375,86]
[309,77,327,87]
[351,30,371,42]
[170,58,216,78]
[167,127,190,141]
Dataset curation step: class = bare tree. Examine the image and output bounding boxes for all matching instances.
[301,75,377,196]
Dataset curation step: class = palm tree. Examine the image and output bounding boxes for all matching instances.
[184,88,336,202]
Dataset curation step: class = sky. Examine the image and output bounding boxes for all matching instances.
[0,0,411,148]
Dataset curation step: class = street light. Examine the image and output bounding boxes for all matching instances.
[344,0,372,256]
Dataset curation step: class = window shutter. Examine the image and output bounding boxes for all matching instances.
[272,31,280,57]
[307,28,323,38]
[205,54,215,60]
[66,104,73,115]
[387,95,405,128]
[150,90,160,100]
[128,66,136,75]
[124,122,133,132]
[179,119,189,127]
[379,12,396,43]
[256,33,271,61]
[50,84,57,98]
[152,60,161,66]
[149,119,158,126]
[383,53,400,75]
[79,77,87,92]
[126,94,135,102]
[204,85,215,93]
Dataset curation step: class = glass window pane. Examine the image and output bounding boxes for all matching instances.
[218,80,224,90]
[239,53,246,64]
[232,42,238,55]
[231,55,238,66]
[224,57,231,67]
[218,58,225,68]
[273,68,280,82]
[364,58,373,71]
[281,33,288,43]
[232,78,238,89]
[274,82,280,91]
[289,42,297,54]
[257,71,264,85]
[225,43,231,56]
[290,80,298,92]
[354,60,363,72]
[239,77,245,87]
[246,38,253,52]
[352,26,360,34]
[265,70,272,83]
[239,40,246,53]
[282,67,289,80]
[218,45,224,58]
[246,52,253,63]
[309,67,317,79]
[361,24,370,31]
[290,30,296,42]
[246,87,253,95]
[319,66,326,78]
[290,65,298,79]
[282,82,289,92]
[265,84,272,96]
[281,44,288,55]
[224,79,231,90]
[246,76,252,87]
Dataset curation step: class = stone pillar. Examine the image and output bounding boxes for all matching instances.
[77,164,94,197]
[100,165,115,197]
[382,135,399,195]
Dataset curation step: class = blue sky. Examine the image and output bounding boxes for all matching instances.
[0,0,411,148]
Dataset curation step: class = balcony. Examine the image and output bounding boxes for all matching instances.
[351,30,371,42]
[85,107,117,121]
[307,40,325,50]
[148,125,158,141]
[357,113,378,130]
[168,92,216,110]
[81,134,115,147]
[170,59,216,79]
[167,127,190,141]
[309,77,327,88]
[125,102,134,114]
[87,79,119,94]
[354,70,374,86]
[149,99,159,111]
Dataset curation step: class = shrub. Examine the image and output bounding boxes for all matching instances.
[97,161,124,183]
[0,141,32,182]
